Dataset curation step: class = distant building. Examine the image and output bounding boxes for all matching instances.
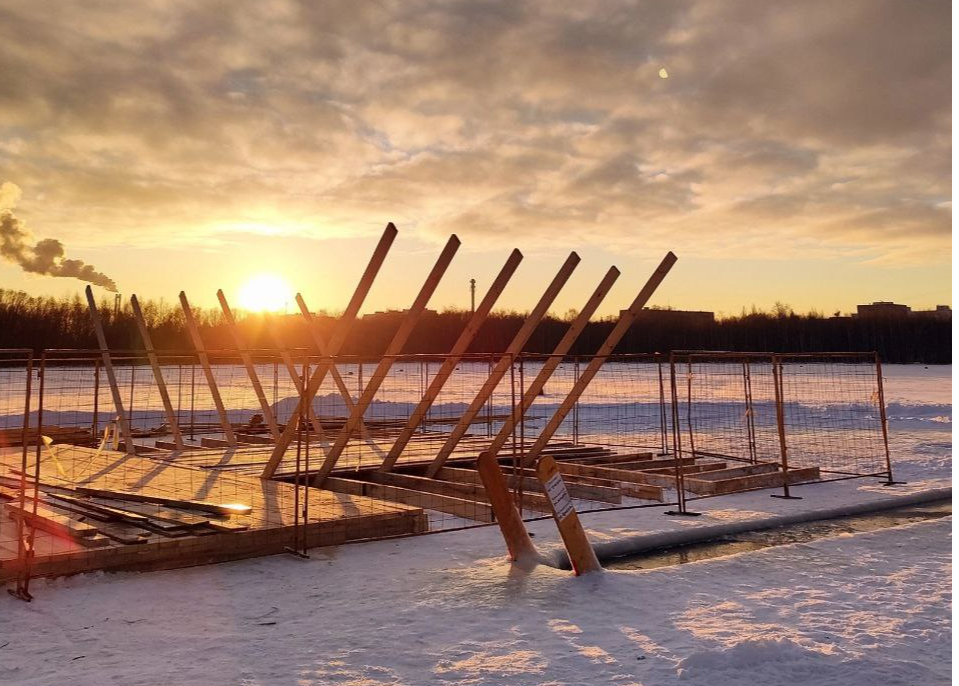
[856,301,912,318]
[626,308,715,326]
[913,305,952,321]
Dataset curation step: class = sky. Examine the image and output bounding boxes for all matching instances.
[0,0,951,318]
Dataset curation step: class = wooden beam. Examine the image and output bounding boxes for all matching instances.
[179,292,236,446]
[323,476,493,523]
[536,455,601,575]
[552,462,665,500]
[130,294,185,450]
[295,294,370,440]
[217,290,280,441]
[84,286,135,454]
[436,466,622,504]
[475,451,539,563]
[263,223,398,478]
[312,234,461,485]
[261,317,323,438]
[424,252,581,478]
[364,470,553,513]
[380,248,523,472]
[473,265,621,470]
[522,252,677,468]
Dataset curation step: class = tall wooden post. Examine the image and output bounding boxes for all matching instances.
[521,252,677,467]
[84,286,135,454]
[217,290,281,441]
[379,248,523,472]
[130,294,185,450]
[179,291,236,446]
[311,234,461,485]
[263,223,398,478]
[424,252,581,478]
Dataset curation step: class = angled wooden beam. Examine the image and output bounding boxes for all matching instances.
[479,265,620,467]
[130,294,184,450]
[522,252,677,467]
[295,294,371,440]
[179,291,236,446]
[217,290,280,441]
[311,234,461,485]
[423,252,581,478]
[537,454,602,575]
[263,223,398,478]
[261,316,323,437]
[379,248,523,472]
[85,286,135,454]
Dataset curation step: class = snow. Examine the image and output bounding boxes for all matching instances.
[0,366,951,685]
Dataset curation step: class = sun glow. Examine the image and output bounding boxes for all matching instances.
[237,273,294,312]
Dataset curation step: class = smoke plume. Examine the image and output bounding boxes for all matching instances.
[0,183,117,292]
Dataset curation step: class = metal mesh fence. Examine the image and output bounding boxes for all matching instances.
[0,347,894,594]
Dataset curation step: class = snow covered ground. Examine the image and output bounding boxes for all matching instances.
[0,365,951,685]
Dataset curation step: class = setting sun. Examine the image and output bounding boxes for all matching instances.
[237,273,294,312]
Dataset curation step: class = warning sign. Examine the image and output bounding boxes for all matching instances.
[543,472,574,521]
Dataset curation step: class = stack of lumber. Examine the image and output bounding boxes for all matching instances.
[0,475,251,548]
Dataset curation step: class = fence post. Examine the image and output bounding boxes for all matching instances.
[874,352,901,485]
[771,355,801,500]
[658,356,668,456]
[665,352,698,516]
[10,351,35,602]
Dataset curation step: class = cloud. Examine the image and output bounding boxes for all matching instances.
[0,183,117,290]
[0,0,950,265]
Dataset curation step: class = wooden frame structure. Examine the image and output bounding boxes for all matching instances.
[263,223,398,477]
[519,252,678,468]
[378,248,523,472]
[179,291,236,446]
[84,286,135,453]
[130,294,185,450]
[217,290,281,441]
[423,252,581,478]
[311,234,461,485]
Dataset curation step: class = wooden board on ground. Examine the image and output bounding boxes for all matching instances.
[0,444,428,581]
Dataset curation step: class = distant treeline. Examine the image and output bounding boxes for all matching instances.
[0,289,950,363]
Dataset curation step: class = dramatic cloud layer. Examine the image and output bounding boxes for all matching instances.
[0,0,950,265]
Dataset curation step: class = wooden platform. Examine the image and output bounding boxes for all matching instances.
[0,445,427,580]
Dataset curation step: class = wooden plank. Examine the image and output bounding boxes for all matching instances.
[130,294,185,450]
[73,486,252,516]
[469,266,621,472]
[323,476,493,523]
[425,252,581,477]
[179,291,236,446]
[684,467,820,495]
[522,252,677,468]
[380,248,523,472]
[264,223,398,477]
[217,290,281,441]
[364,470,553,513]
[475,450,538,563]
[566,452,656,465]
[553,462,665,500]
[510,466,662,500]
[313,234,462,484]
[84,285,135,454]
[535,455,601,575]
[436,466,622,504]
[4,501,98,539]
[682,462,780,481]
